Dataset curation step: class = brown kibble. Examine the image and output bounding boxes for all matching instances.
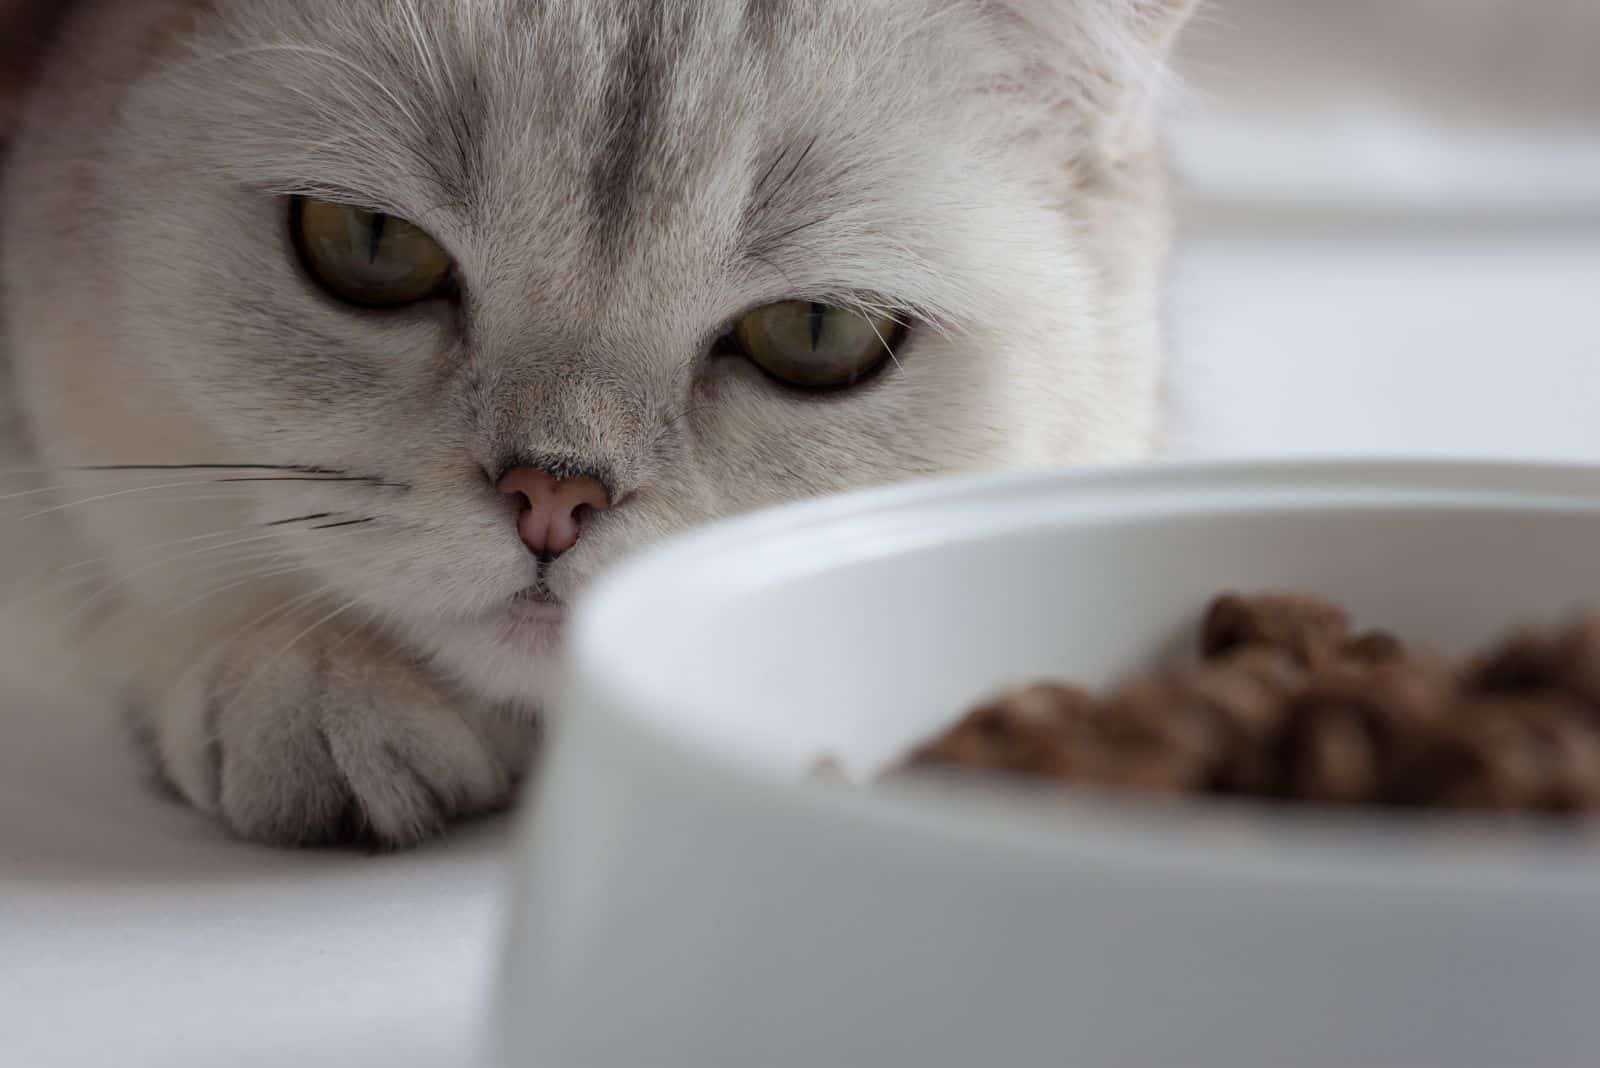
[1269,673,1409,802]
[1433,696,1600,811]
[1201,593,1351,667]
[1161,658,1300,793]
[890,597,1600,817]
[898,683,1098,779]
[1279,701,1382,804]
[1553,616,1600,709]
[1466,626,1568,694]
[1430,700,1559,810]
[1089,679,1226,793]
[1342,630,1407,666]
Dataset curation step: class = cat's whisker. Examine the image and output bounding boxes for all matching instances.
[310,518,377,531]
[213,476,404,488]
[9,511,378,611]
[42,519,327,583]
[8,481,390,522]
[159,582,349,722]
[266,512,337,528]
[255,597,367,688]
[8,493,292,518]
[16,479,276,519]
[0,478,218,504]
[50,546,308,630]
[67,537,374,635]
[0,468,295,502]
[2,537,279,616]
[51,532,295,625]
[154,541,376,620]
[207,585,364,715]
[73,464,349,475]
[164,560,326,616]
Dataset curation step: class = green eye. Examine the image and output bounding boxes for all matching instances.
[732,301,902,390]
[291,197,453,308]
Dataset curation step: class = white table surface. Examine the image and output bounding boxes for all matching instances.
[5,219,1600,1067]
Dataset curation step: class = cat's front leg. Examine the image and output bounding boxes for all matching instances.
[140,619,537,847]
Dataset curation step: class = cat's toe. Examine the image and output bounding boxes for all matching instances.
[152,635,536,848]
[310,704,529,848]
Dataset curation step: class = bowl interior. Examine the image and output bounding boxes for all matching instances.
[581,464,1600,781]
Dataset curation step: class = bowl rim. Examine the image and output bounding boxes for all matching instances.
[565,457,1600,887]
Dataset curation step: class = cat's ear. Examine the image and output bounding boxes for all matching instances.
[1101,0,1201,151]
[0,0,75,150]
[982,0,1202,158]
[1121,0,1201,56]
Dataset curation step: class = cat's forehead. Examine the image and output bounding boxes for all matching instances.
[170,0,996,246]
[116,0,1034,330]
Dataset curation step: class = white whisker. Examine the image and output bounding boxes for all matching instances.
[17,479,255,518]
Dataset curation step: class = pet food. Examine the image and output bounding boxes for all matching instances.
[892,594,1600,813]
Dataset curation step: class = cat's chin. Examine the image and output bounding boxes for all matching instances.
[419,596,570,706]
[497,596,567,647]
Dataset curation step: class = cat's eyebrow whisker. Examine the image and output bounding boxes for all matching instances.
[863,316,906,374]
[759,216,829,250]
[751,134,819,222]
[749,143,795,209]
[149,42,429,141]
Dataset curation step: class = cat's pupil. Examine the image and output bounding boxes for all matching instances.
[366,212,388,265]
[807,302,826,351]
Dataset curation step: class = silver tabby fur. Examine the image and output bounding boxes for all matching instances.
[0,0,1194,846]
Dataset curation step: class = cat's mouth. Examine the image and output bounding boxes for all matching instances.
[486,585,568,655]
[512,585,562,607]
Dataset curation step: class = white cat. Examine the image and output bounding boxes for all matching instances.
[0,0,1194,846]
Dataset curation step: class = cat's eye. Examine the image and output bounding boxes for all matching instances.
[291,197,454,308]
[731,301,902,390]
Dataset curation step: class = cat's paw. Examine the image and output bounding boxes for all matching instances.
[146,624,537,848]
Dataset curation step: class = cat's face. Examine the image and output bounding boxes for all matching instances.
[3,0,1190,702]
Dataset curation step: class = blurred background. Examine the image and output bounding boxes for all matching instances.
[1166,0,1600,461]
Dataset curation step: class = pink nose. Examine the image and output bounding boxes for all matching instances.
[496,467,611,558]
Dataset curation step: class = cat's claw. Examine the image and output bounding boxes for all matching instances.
[148,625,537,848]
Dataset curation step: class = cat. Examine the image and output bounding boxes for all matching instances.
[0,0,1195,847]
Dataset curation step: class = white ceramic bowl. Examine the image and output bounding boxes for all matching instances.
[493,461,1600,1068]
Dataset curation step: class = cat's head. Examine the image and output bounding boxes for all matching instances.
[2,0,1193,702]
